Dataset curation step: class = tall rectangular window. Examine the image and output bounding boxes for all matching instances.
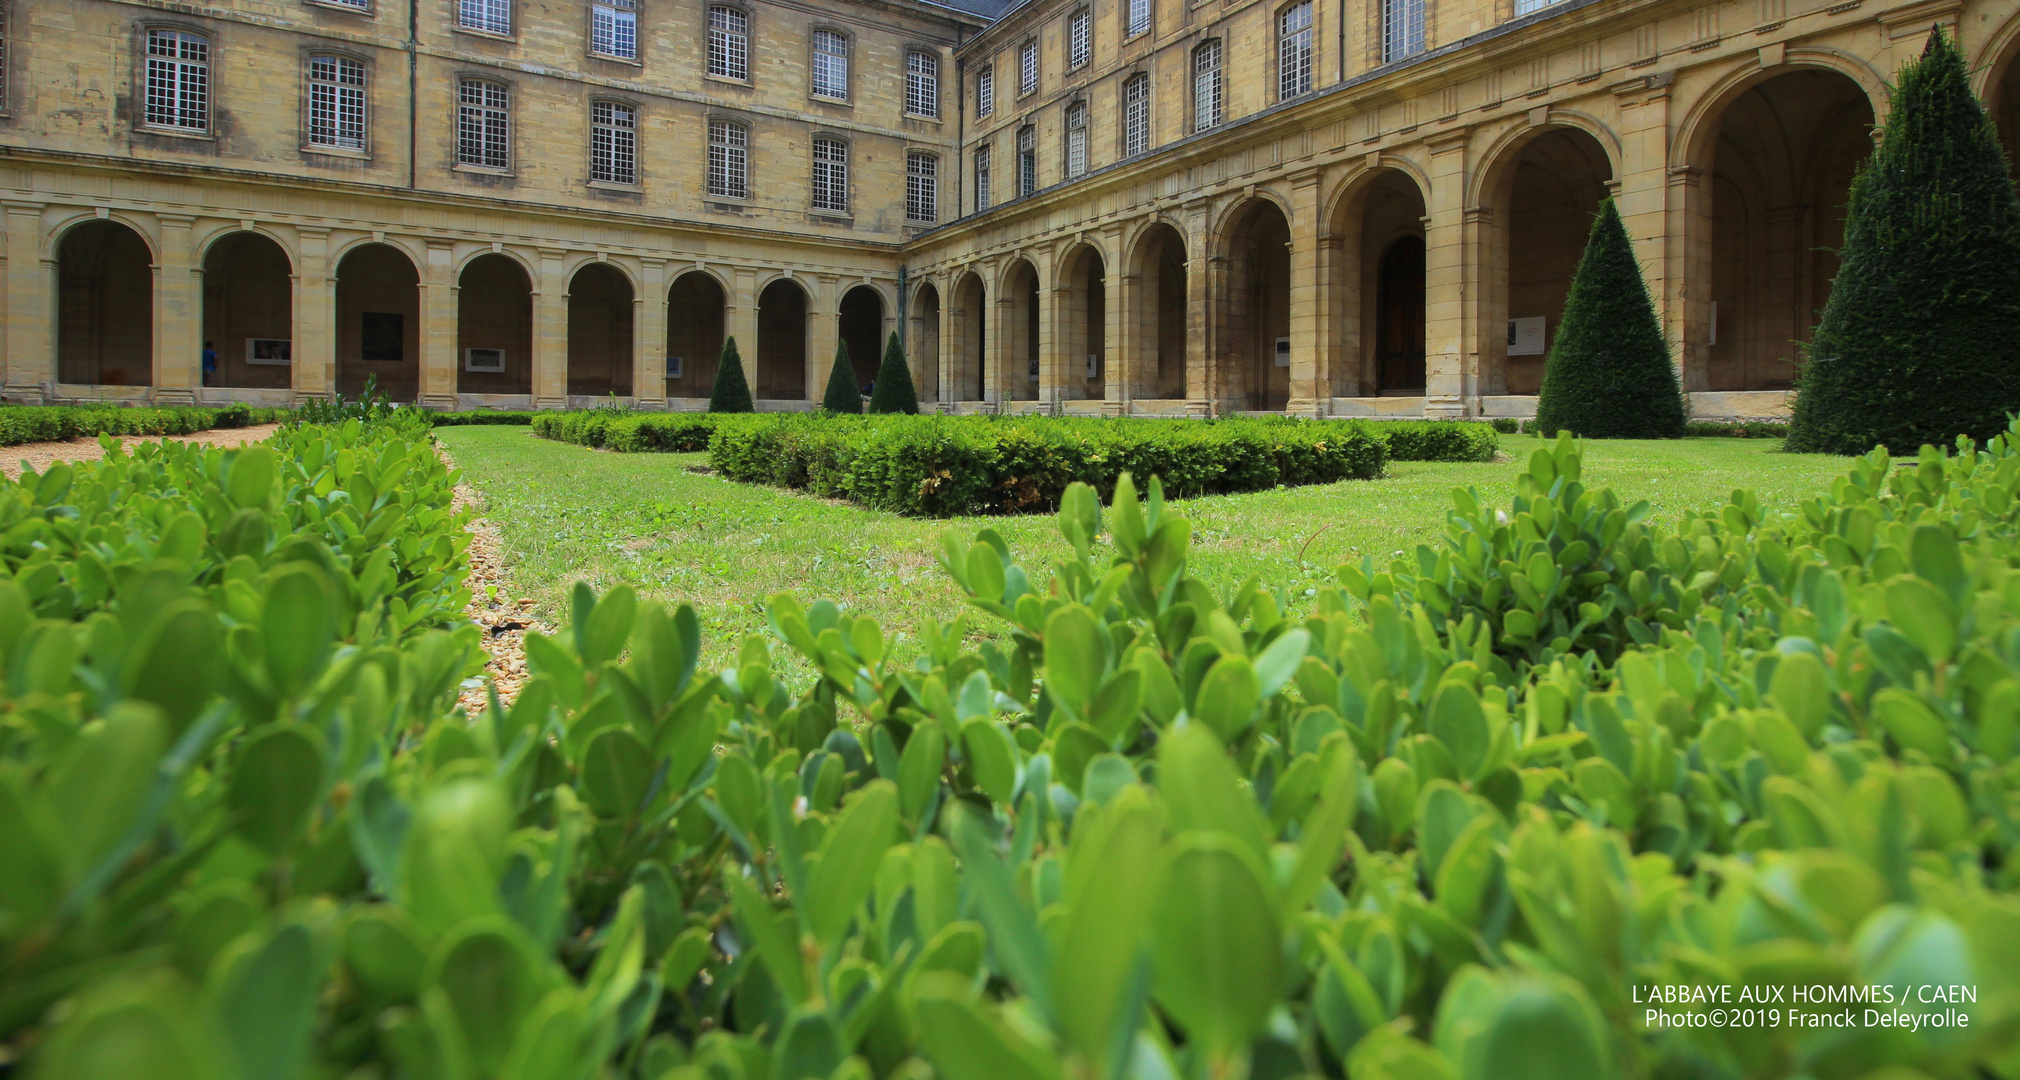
[457,79,510,168]
[145,29,210,131]
[905,50,938,117]
[459,0,511,34]
[1128,0,1151,36]
[812,136,848,211]
[590,0,637,59]
[1192,40,1222,131]
[1123,74,1149,157]
[975,145,992,212]
[307,54,367,150]
[1068,8,1091,68]
[977,64,994,117]
[1018,39,1038,95]
[708,119,748,197]
[1278,2,1313,99]
[709,6,749,80]
[1017,125,1036,197]
[1383,0,1424,61]
[907,152,937,223]
[811,30,848,99]
[1064,101,1087,178]
[590,100,636,183]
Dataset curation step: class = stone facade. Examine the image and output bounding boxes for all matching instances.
[4,0,2019,417]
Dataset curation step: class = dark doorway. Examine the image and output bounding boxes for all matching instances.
[666,272,726,399]
[335,243,420,400]
[567,263,635,397]
[757,279,808,400]
[1375,237,1426,392]
[839,286,884,389]
[202,232,293,391]
[58,221,154,386]
[458,254,534,395]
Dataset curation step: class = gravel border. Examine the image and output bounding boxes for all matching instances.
[3,423,284,479]
[440,441,550,719]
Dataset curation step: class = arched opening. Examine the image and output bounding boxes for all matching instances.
[1329,169,1429,396]
[666,271,726,399]
[1060,245,1107,400]
[458,254,534,395]
[757,278,809,400]
[1705,70,1875,391]
[999,260,1041,401]
[838,285,885,391]
[58,220,154,387]
[1129,224,1189,400]
[1376,238,1427,393]
[911,282,942,403]
[201,232,293,391]
[1493,127,1614,395]
[953,272,988,401]
[567,263,634,397]
[335,243,420,400]
[1991,41,2020,184]
[1221,199,1292,411]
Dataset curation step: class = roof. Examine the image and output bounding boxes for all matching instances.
[909,0,1014,21]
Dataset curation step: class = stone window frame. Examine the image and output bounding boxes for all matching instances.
[974,141,993,213]
[453,71,515,174]
[587,94,642,187]
[586,0,642,66]
[705,112,753,201]
[303,0,376,19]
[1191,37,1223,132]
[808,25,852,104]
[133,20,217,141]
[1062,96,1088,179]
[1067,6,1092,71]
[705,2,754,86]
[1120,70,1151,158]
[1016,121,1038,197]
[1016,36,1039,99]
[1275,0,1316,102]
[1380,0,1427,64]
[975,55,995,118]
[904,47,941,120]
[906,149,938,223]
[809,130,851,215]
[453,0,516,42]
[299,45,374,160]
[1123,0,1152,42]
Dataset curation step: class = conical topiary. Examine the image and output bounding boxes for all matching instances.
[708,336,755,413]
[1531,197,1687,439]
[1784,28,2020,455]
[822,339,863,414]
[868,332,920,415]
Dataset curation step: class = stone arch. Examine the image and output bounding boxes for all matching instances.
[1984,13,2020,182]
[458,252,534,396]
[195,224,296,270]
[201,231,295,391]
[838,283,886,391]
[1322,154,1432,229]
[1057,241,1107,400]
[1126,221,1189,400]
[1671,52,1888,173]
[1217,197,1293,411]
[46,211,160,263]
[57,219,154,387]
[1468,115,1622,211]
[329,233,427,274]
[1326,166,1429,396]
[455,245,538,281]
[999,257,1042,401]
[756,276,810,401]
[1209,188,1295,261]
[666,269,727,399]
[334,242,420,400]
[910,279,942,403]
[567,261,635,397]
[951,269,989,402]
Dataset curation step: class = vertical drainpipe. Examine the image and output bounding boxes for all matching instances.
[954,26,966,222]
[408,0,420,188]
[1337,0,1346,85]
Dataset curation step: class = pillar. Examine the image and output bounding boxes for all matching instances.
[810,274,839,404]
[1104,226,1128,416]
[293,227,335,402]
[731,268,759,389]
[154,214,199,405]
[1422,132,1471,418]
[1612,73,1681,390]
[638,257,668,408]
[1184,202,1214,417]
[4,202,51,401]
[533,248,568,410]
[937,286,957,410]
[419,240,457,408]
[1287,172,1325,416]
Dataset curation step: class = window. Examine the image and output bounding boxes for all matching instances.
[1064,101,1087,178]
[1127,0,1151,36]
[709,6,749,80]
[1016,124,1036,197]
[907,152,937,222]
[457,79,510,167]
[1123,74,1149,157]
[1018,39,1038,95]
[591,100,636,183]
[708,119,747,198]
[144,29,210,131]
[459,0,511,34]
[812,30,848,99]
[905,50,938,118]
[307,54,367,150]
[977,64,994,117]
[1192,40,1222,131]
[321,0,371,10]
[975,144,992,212]
[1278,2,1313,99]
[1513,0,1562,12]
[590,0,637,59]
[1069,8,1091,68]
[1383,0,1424,61]
[812,136,847,211]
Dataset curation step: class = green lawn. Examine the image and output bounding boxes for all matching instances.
[436,426,1852,670]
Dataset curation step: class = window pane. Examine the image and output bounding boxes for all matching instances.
[812,137,847,211]
[592,2,637,58]
[905,51,937,117]
[907,153,936,222]
[1383,0,1423,61]
[1123,75,1149,157]
[812,30,848,98]
[1193,41,1221,131]
[1019,41,1037,94]
[308,54,367,149]
[708,120,747,198]
[145,31,210,131]
[1278,2,1312,99]
[1069,9,1090,67]
[977,66,993,116]
[709,7,749,80]
[975,145,991,212]
[1065,103,1086,178]
[458,79,509,168]
[1128,0,1150,35]
[459,0,511,34]
[1017,125,1035,196]
[591,100,636,183]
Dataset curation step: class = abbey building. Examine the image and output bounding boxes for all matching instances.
[2,0,2017,417]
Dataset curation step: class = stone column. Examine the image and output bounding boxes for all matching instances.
[992,285,1017,408]
[532,248,569,410]
[1422,132,1472,418]
[1287,172,1325,416]
[293,228,335,402]
[810,274,840,405]
[1104,234,1129,417]
[1612,73,1682,390]
[4,202,51,401]
[635,258,667,408]
[730,268,759,389]
[419,240,458,408]
[936,286,957,411]
[153,214,199,405]
[1045,279,1076,409]
[1184,203,1214,418]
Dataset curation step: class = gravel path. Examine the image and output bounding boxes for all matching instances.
[3,423,284,479]
[440,441,548,719]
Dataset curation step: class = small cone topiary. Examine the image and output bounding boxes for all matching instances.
[868,332,920,414]
[708,336,754,413]
[1532,197,1687,439]
[822,340,863,414]
[1784,28,2020,455]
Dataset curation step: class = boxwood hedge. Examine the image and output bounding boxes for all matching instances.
[0,403,291,447]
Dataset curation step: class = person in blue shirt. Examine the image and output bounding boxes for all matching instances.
[202,341,218,386]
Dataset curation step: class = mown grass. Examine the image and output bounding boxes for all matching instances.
[436,426,1852,671]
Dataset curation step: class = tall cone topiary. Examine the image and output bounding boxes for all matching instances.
[708,336,754,413]
[1784,28,2020,455]
[868,332,920,414]
[822,340,863,413]
[1532,197,1688,439]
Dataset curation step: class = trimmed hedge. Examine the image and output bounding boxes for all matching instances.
[529,409,717,451]
[1494,416,1792,438]
[0,404,290,447]
[428,408,541,426]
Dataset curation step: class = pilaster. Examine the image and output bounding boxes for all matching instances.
[153,214,199,405]
[811,273,841,403]
[730,268,759,388]
[532,247,569,409]
[3,201,50,401]
[419,240,457,408]
[637,257,668,407]
[1286,171,1325,417]
[293,227,335,402]
[1423,132,1472,419]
